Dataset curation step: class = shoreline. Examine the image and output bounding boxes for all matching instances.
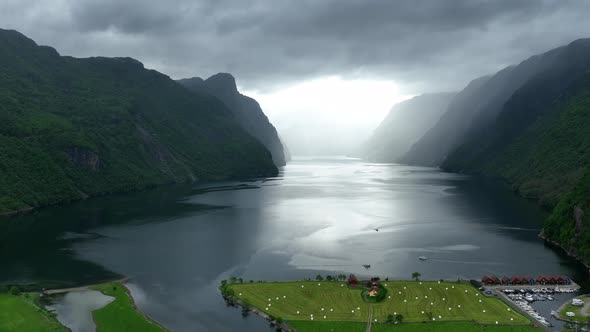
[116,281,170,332]
[232,298,296,332]
[45,278,169,332]
[0,173,279,218]
[539,233,590,274]
[225,279,539,331]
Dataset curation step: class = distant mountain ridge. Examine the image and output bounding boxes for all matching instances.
[178,74,288,166]
[0,29,277,214]
[363,92,455,163]
[389,37,590,266]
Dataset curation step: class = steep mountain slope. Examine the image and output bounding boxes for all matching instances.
[403,39,590,167]
[436,38,590,265]
[0,29,277,214]
[443,40,590,206]
[364,93,455,162]
[178,74,288,166]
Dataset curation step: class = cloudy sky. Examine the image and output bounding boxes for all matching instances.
[3,0,590,154]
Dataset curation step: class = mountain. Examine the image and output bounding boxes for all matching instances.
[443,39,590,206]
[363,93,455,162]
[0,29,277,215]
[403,39,590,167]
[178,74,288,166]
[399,38,590,265]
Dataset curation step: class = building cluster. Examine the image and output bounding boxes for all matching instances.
[481,275,571,286]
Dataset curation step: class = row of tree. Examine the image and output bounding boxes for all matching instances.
[386,313,404,324]
[315,274,348,281]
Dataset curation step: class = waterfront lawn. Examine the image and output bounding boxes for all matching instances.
[560,295,590,322]
[229,281,530,325]
[0,293,67,332]
[289,321,541,332]
[372,321,541,332]
[373,281,530,324]
[92,282,166,332]
[231,281,368,321]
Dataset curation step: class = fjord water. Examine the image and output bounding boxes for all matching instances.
[0,157,586,331]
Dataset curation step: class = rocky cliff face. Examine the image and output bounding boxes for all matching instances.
[178,74,288,166]
[65,147,101,172]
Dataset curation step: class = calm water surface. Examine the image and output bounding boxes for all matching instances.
[1,157,586,331]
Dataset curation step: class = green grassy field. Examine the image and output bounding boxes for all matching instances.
[92,282,167,332]
[560,295,590,322]
[289,320,365,332]
[230,281,531,326]
[289,321,541,332]
[373,281,529,324]
[0,293,67,332]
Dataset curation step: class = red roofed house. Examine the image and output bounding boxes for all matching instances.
[482,276,491,285]
[490,276,500,285]
[536,276,547,285]
[502,276,509,285]
[348,274,358,286]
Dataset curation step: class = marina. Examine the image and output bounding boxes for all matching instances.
[488,284,581,329]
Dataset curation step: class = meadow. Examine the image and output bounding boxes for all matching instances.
[230,281,531,326]
[289,321,541,332]
[0,293,66,332]
[91,282,167,332]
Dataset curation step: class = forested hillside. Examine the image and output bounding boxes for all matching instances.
[386,38,590,265]
[178,74,288,166]
[0,29,277,214]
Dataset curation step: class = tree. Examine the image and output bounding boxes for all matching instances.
[395,314,404,324]
[316,274,324,281]
[386,314,395,324]
[9,286,20,295]
[326,275,333,281]
[238,278,243,283]
[230,276,238,284]
[412,272,421,281]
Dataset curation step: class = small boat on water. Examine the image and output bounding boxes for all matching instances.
[362,264,371,269]
[418,256,428,261]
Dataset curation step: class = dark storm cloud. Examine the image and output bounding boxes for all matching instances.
[2,0,589,92]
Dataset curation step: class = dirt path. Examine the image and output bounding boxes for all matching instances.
[580,297,590,317]
[365,304,373,332]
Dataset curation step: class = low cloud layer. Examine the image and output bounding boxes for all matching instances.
[3,0,590,93]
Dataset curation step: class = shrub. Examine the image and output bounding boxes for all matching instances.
[9,286,21,295]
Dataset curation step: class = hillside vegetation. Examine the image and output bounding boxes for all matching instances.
[178,74,288,166]
[0,29,277,214]
[370,38,590,265]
